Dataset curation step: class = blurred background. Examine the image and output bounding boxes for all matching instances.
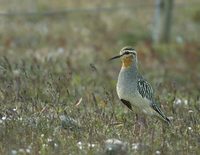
[0,0,200,154]
[0,0,199,90]
[0,0,199,50]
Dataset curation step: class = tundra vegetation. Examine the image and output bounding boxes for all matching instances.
[0,0,200,154]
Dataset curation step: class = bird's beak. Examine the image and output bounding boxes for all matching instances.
[108,55,122,61]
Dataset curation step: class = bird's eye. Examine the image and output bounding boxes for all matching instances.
[124,51,130,55]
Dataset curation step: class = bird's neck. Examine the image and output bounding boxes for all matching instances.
[122,59,138,70]
[122,56,138,69]
[121,61,138,77]
[122,56,132,68]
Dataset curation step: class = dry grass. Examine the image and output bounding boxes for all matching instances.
[0,0,200,154]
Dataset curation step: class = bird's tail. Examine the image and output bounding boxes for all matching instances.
[152,103,171,125]
[159,114,171,126]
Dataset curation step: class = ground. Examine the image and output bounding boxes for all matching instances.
[0,0,200,154]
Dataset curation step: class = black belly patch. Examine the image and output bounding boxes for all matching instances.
[120,99,133,111]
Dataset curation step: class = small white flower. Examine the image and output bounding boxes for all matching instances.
[42,144,48,148]
[88,143,95,148]
[18,148,25,153]
[13,69,20,77]
[18,117,23,121]
[132,143,139,150]
[77,141,83,150]
[105,139,127,153]
[54,143,58,147]
[188,110,194,113]
[2,116,6,120]
[183,99,188,105]
[188,127,192,131]
[57,48,64,54]
[47,138,53,142]
[11,150,17,155]
[156,150,161,154]
[174,98,181,105]
[26,148,31,153]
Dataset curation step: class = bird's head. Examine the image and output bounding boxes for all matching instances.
[109,47,137,68]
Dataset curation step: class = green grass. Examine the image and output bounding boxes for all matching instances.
[0,0,200,154]
[0,43,199,155]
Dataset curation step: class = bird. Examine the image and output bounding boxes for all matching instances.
[109,47,170,125]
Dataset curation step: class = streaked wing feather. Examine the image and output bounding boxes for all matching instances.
[137,75,170,124]
[137,75,154,101]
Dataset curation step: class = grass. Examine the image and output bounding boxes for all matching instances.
[0,0,200,154]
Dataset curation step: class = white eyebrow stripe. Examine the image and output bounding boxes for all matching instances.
[123,51,136,55]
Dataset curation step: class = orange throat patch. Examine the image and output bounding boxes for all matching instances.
[122,56,133,68]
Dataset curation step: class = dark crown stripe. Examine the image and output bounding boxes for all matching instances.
[123,47,135,51]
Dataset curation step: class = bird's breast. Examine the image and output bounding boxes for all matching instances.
[116,68,156,116]
[116,70,137,101]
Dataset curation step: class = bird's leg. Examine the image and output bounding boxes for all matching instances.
[137,114,148,127]
[134,114,148,135]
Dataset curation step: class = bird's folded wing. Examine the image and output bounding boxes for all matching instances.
[137,75,154,101]
[137,75,170,124]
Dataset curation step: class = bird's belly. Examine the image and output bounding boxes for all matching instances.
[130,95,155,116]
[117,81,136,100]
[117,80,156,116]
[118,90,154,115]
